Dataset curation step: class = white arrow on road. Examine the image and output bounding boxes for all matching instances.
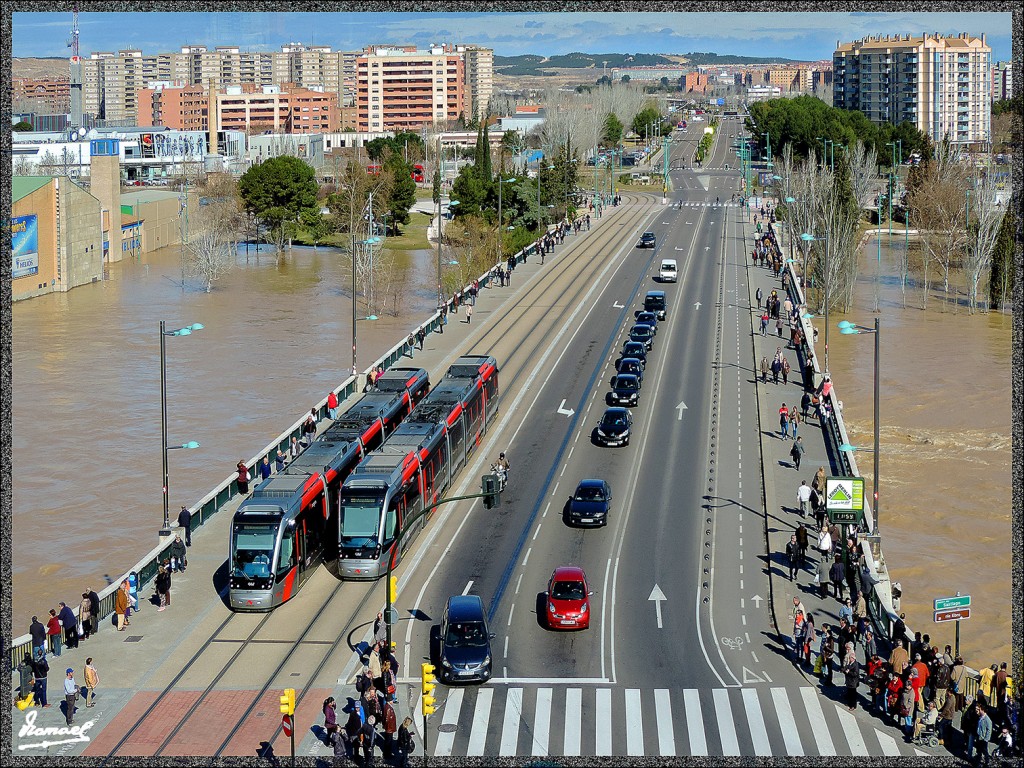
[676,401,688,420]
[704,246,710,251]
[751,594,764,608]
[557,399,575,417]
[694,302,701,310]
[674,246,686,251]
[613,301,625,308]
[648,584,667,628]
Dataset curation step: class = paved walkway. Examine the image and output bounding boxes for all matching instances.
[9,198,638,757]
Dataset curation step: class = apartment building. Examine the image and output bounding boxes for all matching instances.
[356,45,466,132]
[138,83,209,131]
[833,32,991,145]
[218,84,339,134]
[991,61,1012,101]
[464,45,494,120]
[684,71,708,94]
[13,77,71,113]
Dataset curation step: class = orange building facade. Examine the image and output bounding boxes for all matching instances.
[356,45,466,132]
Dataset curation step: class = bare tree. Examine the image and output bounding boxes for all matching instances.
[847,140,878,210]
[186,199,237,292]
[963,175,1005,313]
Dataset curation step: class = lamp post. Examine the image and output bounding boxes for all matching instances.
[160,320,203,536]
[497,176,517,263]
[838,317,881,533]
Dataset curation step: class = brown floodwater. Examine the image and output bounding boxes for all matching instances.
[11,242,438,627]
[828,237,1012,667]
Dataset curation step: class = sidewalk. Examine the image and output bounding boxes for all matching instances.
[9,194,642,757]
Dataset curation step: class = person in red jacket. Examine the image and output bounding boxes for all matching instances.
[46,609,63,657]
[327,391,339,420]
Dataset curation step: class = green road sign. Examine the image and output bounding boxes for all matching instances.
[934,595,971,611]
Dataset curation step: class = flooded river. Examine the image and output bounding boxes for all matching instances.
[828,238,1012,666]
[11,242,438,626]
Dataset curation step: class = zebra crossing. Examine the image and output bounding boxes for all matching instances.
[676,201,742,207]
[418,684,929,758]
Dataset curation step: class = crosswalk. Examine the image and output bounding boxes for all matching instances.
[675,201,743,207]
[419,684,928,757]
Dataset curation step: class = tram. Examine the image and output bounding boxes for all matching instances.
[337,355,500,580]
[228,367,430,610]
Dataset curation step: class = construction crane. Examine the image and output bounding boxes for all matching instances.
[67,6,79,59]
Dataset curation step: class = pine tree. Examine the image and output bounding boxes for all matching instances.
[481,117,492,182]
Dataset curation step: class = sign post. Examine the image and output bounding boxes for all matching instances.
[825,476,865,577]
[934,592,971,657]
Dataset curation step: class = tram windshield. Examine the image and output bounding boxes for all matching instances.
[340,494,384,548]
[232,523,277,579]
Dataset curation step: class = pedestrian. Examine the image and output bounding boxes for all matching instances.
[932,653,952,710]
[812,466,827,495]
[466,302,473,324]
[790,437,805,470]
[63,668,78,725]
[801,391,812,420]
[303,409,318,446]
[357,715,380,767]
[58,601,78,650]
[406,333,415,358]
[830,556,846,600]
[760,311,769,336]
[975,703,992,766]
[816,524,832,557]
[842,648,861,711]
[17,654,35,706]
[937,686,957,746]
[760,356,769,383]
[290,436,301,459]
[795,522,809,564]
[382,698,398,759]
[83,657,99,707]
[890,638,910,675]
[815,556,831,598]
[394,715,415,767]
[791,608,805,663]
[779,403,790,438]
[416,327,425,350]
[177,505,192,546]
[368,643,383,691]
[323,696,339,740]
[79,592,92,641]
[30,615,47,660]
[782,356,791,386]
[275,449,287,473]
[789,408,800,439]
[327,390,339,420]
[46,609,63,657]
[801,612,817,668]
[820,626,835,685]
[796,480,811,517]
[260,455,272,481]
[755,286,763,309]
[364,370,375,393]
[978,663,997,707]
[771,356,781,384]
[32,653,50,707]
[156,565,170,610]
[87,588,100,637]
[786,534,800,580]
[236,460,250,495]
[863,627,877,666]
[115,578,129,631]
[776,316,785,337]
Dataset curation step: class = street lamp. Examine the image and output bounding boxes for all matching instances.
[837,317,881,534]
[497,176,517,263]
[801,232,830,374]
[160,321,203,536]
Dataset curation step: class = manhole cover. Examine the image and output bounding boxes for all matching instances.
[437,723,458,733]
[124,636,143,642]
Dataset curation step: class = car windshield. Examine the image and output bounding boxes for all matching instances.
[602,413,627,427]
[551,580,586,601]
[632,327,651,336]
[638,314,655,323]
[445,621,488,647]
[624,344,644,356]
[575,485,606,501]
[615,377,638,391]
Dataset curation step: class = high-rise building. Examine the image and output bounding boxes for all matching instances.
[464,45,494,120]
[356,44,466,132]
[991,60,1012,101]
[833,32,991,145]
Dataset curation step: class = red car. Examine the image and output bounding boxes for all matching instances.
[545,566,593,630]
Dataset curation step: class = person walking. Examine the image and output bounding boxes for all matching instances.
[796,480,812,517]
[32,653,50,708]
[46,608,63,657]
[795,522,809,565]
[115,579,129,630]
[79,592,92,641]
[236,460,250,495]
[760,311,769,336]
[395,716,415,768]
[58,601,78,650]
[302,409,318,447]
[790,436,805,470]
[789,408,800,439]
[779,403,790,439]
[156,565,170,611]
[83,658,99,707]
[416,327,426,350]
[755,286,763,309]
[842,647,861,711]
[974,703,992,766]
[465,302,474,324]
[760,356,769,383]
[63,668,78,725]
[87,588,100,637]
[177,506,192,546]
[776,315,785,338]
[786,534,800,580]
[815,556,831,599]
[771,356,781,384]
[830,556,847,600]
[817,525,832,558]
[30,615,47,660]
[937,685,957,746]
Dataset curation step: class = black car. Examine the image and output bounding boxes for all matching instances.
[634,311,659,334]
[438,595,494,684]
[628,324,655,350]
[607,373,641,406]
[637,231,656,248]
[614,357,644,384]
[567,478,613,526]
[644,290,667,320]
[595,407,633,447]
[619,341,648,368]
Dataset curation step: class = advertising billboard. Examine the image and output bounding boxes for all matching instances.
[11,215,39,279]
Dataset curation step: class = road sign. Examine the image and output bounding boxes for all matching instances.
[934,595,971,611]
[934,608,971,623]
[282,714,293,737]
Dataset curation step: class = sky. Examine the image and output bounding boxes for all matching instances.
[11,10,1013,62]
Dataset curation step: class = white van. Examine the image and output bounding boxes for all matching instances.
[659,259,678,282]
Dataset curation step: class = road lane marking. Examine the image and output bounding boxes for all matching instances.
[655,689,676,756]
[507,603,515,626]
[515,573,522,594]
[433,688,464,756]
[503,636,509,658]
[532,688,552,756]
[836,705,869,754]
[563,688,582,756]
[466,688,492,756]
[798,687,836,755]
[499,688,522,755]
[771,687,804,755]
[625,689,644,755]
[462,580,474,595]
[595,688,612,755]
[742,688,771,755]
[713,688,740,755]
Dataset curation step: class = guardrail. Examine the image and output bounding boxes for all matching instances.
[7,221,564,676]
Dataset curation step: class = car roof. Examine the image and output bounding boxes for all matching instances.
[576,478,606,490]
[614,373,639,383]
[631,324,652,332]
[620,356,642,365]
[661,259,677,265]
[603,406,630,417]
[551,565,587,581]
[646,290,666,298]
[445,594,486,622]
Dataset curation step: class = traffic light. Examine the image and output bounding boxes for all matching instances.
[482,474,500,509]
[389,575,398,605]
[279,687,296,716]
[421,663,437,716]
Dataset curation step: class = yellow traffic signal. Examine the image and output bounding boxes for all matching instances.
[421,662,437,716]
[279,687,296,716]
[389,576,398,605]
